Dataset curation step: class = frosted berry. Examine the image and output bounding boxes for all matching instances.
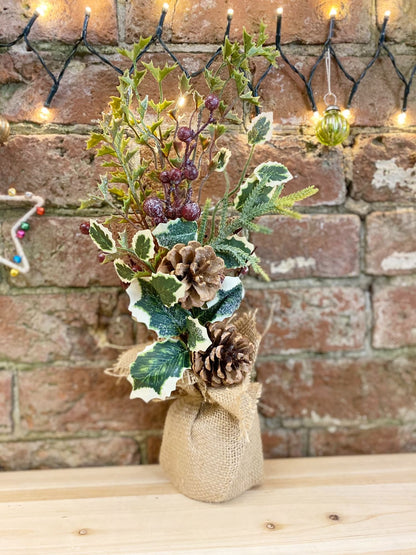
[97,252,106,263]
[143,196,164,218]
[170,168,183,185]
[165,206,177,219]
[205,94,220,111]
[79,221,90,235]
[153,215,168,225]
[181,202,201,221]
[177,126,193,142]
[159,170,171,183]
[183,163,198,181]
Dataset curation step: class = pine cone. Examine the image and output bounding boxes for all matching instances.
[192,320,254,387]
[158,241,225,310]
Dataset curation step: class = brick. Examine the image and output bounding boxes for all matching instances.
[372,280,416,349]
[309,427,402,456]
[0,134,106,208]
[125,0,371,45]
[0,290,135,363]
[377,0,416,46]
[146,434,163,464]
[352,134,416,203]
[366,210,416,275]
[0,437,140,471]
[0,372,13,433]
[0,0,117,44]
[261,429,306,459]
[203,134,346,207]
[2,217,119,288]
[18,365,170,433]
[245,287,366,354]
[257,357,416,422]
[252,215,360,279]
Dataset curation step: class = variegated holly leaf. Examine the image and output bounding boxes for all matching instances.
[186,316,211,352]
[195,276,244,325]
[89,220,117,254]
[128,339,190,402]
[210,147,231,173]
[213,235,254,269]
[127,278,188,338]
[153,218,198,250]
[114,259,136,283]
[132,229,155,261]
[247,112,273,145]
[253,161,292,186]
[147,272,187,307]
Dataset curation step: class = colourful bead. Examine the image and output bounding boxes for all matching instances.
[8,187,16,196]
[36,206,45,216]
[13,255,22,263]
[16,229,25,239]
[10,268,19,277]
[20,222,30,231]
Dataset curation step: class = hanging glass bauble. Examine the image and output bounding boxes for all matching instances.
[315,106,349,146]
[0,115,10,144]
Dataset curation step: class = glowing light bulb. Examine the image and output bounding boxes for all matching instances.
[277,7,283,15]
[341,109,351,120]
[312,110,320,123]
[162,2,169,12]
[227,8,234,17]
[397,111,407,125]
[384,10,391,18]
[35,4,47,16]
[178,96,186,107]
[39,106,51,121]
[85,6,91,15]
[329,7,337,18]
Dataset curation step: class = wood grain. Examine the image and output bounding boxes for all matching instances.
[0,454,415,554]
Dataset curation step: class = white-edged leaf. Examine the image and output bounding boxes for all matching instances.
[253,161,292,186]
[186,316,211,352]
[132,229,155,261]
[114,259,136,283]
[214,235,254,269]
[247,111,273,145]
[153,218,197,250]
[234,174,263,211]
[195,276,244,324]
[211,147,231,173]
[148,272,187,307]
[128,339,190,402]
[89,220,117,254]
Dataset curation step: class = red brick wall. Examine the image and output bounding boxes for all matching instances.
[0,0,415,469]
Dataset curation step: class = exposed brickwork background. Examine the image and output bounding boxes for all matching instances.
[0,0,415,470]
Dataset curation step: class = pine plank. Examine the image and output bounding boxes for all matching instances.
[0,454,415,554]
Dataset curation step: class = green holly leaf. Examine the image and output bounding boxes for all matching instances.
[247,112,273,145]
[153,218,198,250]
[213,235,254,269]
[186,316,211,352]
[127,278,188,338]
[89,220,117,254]
[132,229,155,261]
[114,259,136,283]
[129,339,190,402]
[142,61,177,83]
[148,272,187,307]
[195,277,244,325]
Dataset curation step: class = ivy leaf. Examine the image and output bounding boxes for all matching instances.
[89,220,117,254]
[254,161,292,186]
[195,276,244,325]
[186,316,211,352]
[147,272,187,307]
[153,218,198,250]
[129,339,190,402]
[127,278,188,338]
[114,259,136,283]
[210,148,231,173]
[132,229,155,261]
[213,235,254,269]
[247,112,273,145]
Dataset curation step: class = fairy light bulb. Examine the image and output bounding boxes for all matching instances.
[397,111,407,125]
[384,10,391,18]
[329,7,337,18]
[162,3,169,12]
[85,6,91,15]
[227,8,234,18]
[311,110,321,123]
[341,108,351,120]
[315,106,350,146]
[35,4,47,16]
[178,96,186,107]
[39,106,51,121]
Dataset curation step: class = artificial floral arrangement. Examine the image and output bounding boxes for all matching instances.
[82,27,317,502]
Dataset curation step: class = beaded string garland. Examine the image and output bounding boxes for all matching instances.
[0,188,45,277]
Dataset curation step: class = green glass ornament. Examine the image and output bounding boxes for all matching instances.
[315,106,350,146]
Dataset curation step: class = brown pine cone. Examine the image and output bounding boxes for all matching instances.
[192,320,254,388]
[157,241,225,310]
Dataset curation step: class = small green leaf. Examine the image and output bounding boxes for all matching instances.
[247,112,273,145]
[114,259,136,283]
[213,235,254,269]
[142,61,177,83]
[179,73,191,93]
[89,221,117,254]
[186,316,211,352]
[87,133,104,149]
[210,148,231,173]
[195,277,244,325]
[153,218,198,250]
[132,229,155,261]
[129,339,190,401]
[148,272,187,307]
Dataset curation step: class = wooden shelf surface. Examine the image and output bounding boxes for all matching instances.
[1,453,415,554]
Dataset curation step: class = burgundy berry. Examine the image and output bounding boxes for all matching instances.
[159,170,171,183]
[79,221,90,235]
[239,266,249,276]
[97,252,106,263]
[177,126,193,142]
[181,202,201,221]
[170,168,183,185]
[205,93,220,111]
[143,196,164,218]
[183,163,198,181]
[153,215,168,225]
[165,206,177,219]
